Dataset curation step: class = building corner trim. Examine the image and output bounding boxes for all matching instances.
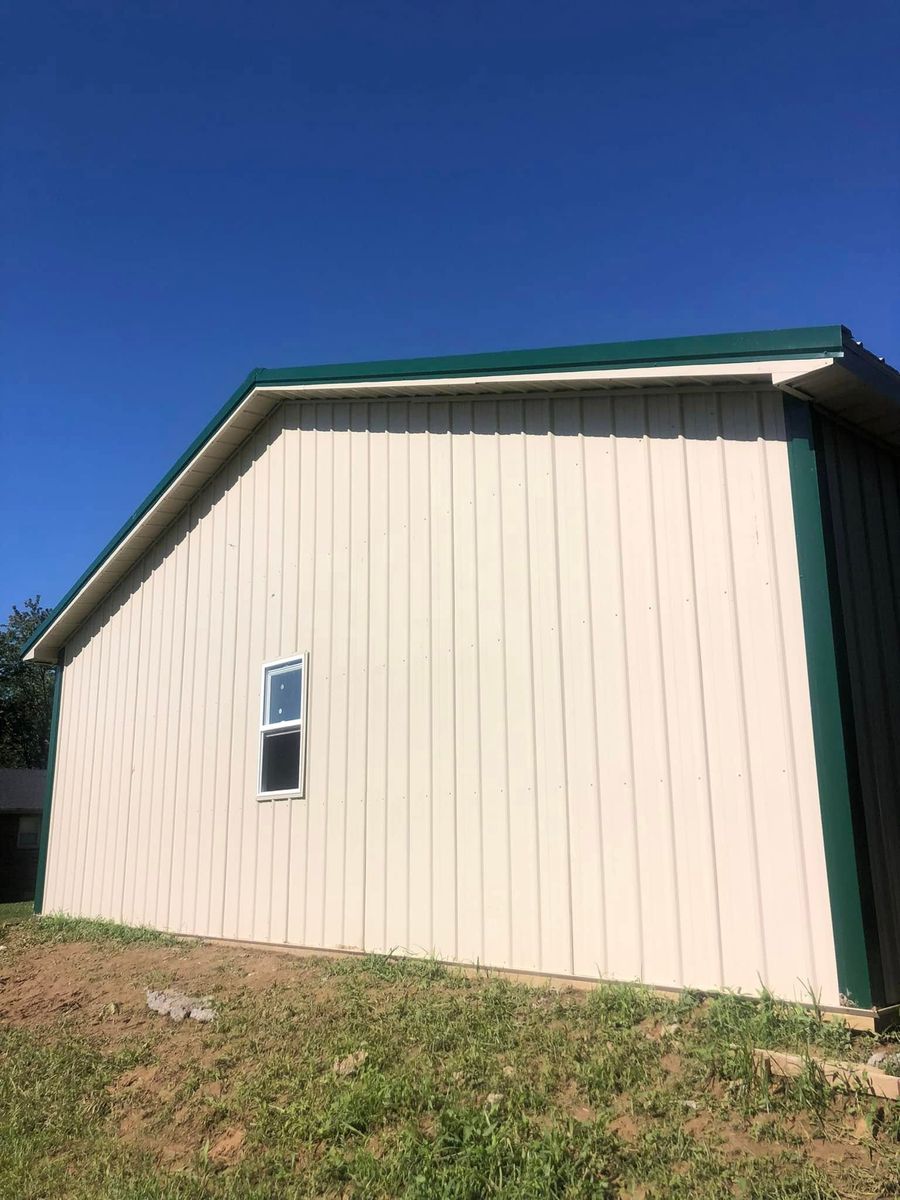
[783,395,872,1009]
[33,651,64,914]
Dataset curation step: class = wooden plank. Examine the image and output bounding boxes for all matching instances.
[753,1048,900,1100]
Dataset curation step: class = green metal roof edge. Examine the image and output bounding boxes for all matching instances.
[21,325,847,657]
[255,324,847,385]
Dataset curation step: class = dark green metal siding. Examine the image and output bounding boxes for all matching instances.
[815,411,900,1008]
[784,398,872,1008]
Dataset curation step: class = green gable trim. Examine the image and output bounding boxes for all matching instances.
[783,395,872,1008]
[21,368,260,659]
[22,325,846,659]
[33,652,64,914]
[255,324,846,386]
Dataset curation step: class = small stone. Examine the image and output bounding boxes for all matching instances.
[333,1049,368,1076]
[146,987,216,1023]
[683,1099,698,1110]
[867,1049,889,1067]
[486,1092,503,1106]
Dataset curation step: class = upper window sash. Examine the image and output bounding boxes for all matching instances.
[261,656,304,731]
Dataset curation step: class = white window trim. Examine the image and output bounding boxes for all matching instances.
[257,651,309,800]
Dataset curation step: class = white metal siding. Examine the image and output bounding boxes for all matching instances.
[44,389,841,1004]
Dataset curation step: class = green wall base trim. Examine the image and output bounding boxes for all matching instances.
[783,395,872,1009]
[33,651,64,915]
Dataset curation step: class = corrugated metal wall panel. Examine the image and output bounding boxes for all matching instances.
[816,414,900,1006]
[43,389,841,1004]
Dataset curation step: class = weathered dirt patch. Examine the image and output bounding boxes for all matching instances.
[208,1127,246,1164]
[0,937,313,1048]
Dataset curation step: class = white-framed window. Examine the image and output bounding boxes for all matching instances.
[17,814,40,849]
[258,653,308,799]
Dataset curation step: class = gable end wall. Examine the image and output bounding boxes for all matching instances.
[43,389,840,1003]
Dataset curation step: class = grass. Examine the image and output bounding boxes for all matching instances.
[0,900,34,929]
[23,913,183,947]
[0,920,898,1198]
[0,905,183,947]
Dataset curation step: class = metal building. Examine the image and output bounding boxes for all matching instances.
[23,326,900,1024]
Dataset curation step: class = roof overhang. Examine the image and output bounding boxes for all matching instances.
[23,325,900,664]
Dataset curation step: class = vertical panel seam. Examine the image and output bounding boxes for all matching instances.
[302,413,320,943]
[216,459,240,938]
[610,399,644,977]
[101,585,129,918]
[94,594,121,917]
[643,394,685,984]
[678,394,724,986]
[339,410,354,946]
[118,563,147,922]
[578,397,608,976]
[208,482,232,935]
[270,409,287,942]
[425,408,435,952]
[520,402,543,968]
[77,602,108,914]
[381,414,390,950]
[321,417,340,950]
[405,404,412,949]
[495,404,514,967]
[716,398,769,981]
[449,412,459,959]
[174,503,200,932]
[157,517,188,928]
[360,411,371,947]
[470,404,486,963]
[234,440,256,936]
[549,399,576,976]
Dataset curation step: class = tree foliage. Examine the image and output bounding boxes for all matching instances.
[0,597,55,769]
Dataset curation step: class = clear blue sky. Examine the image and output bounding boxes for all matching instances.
[2,0,898,620]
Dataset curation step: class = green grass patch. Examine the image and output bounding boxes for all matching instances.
[18,913,183,947]
[0,925,897,1198]
[0,900,34,928]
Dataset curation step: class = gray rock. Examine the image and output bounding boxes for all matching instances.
[146,988,216,1023]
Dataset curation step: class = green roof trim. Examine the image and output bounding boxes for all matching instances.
[255,324,847,385]
[21,324,849,658]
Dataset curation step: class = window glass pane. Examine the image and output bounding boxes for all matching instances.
[265,662,302,724]
[261,728,301,793]
[17,815,40,849]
